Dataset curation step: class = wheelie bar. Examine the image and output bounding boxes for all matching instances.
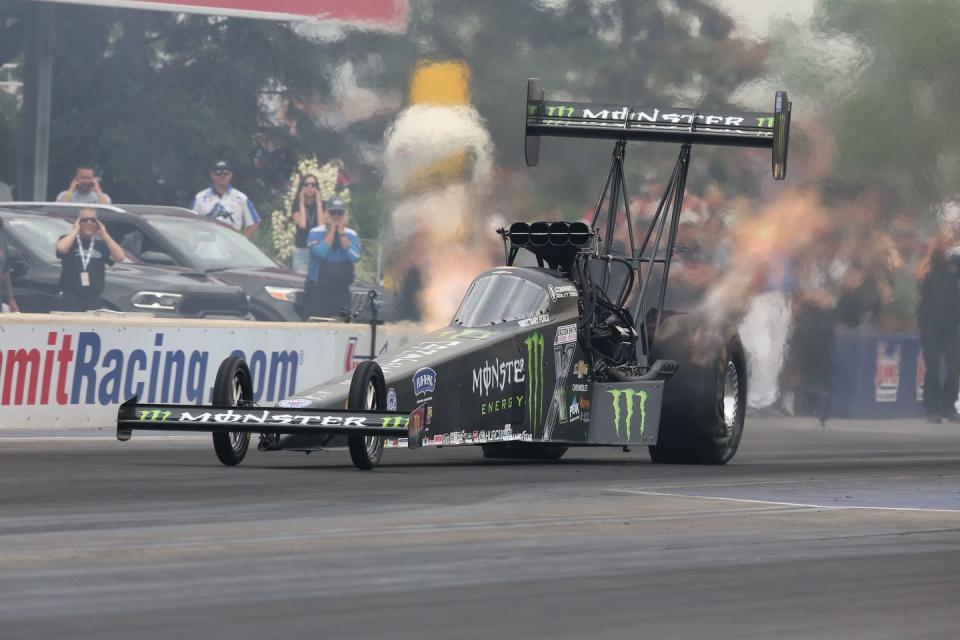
[116,396,413,443]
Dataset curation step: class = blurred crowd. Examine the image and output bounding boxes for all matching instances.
[622,181,959,424]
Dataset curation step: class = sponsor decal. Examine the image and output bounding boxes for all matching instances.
[524,332,545,429]
[518,314,550,328]
[547,331,577,432]
[571,383,589,393]
[277,397,311,408]
[568,396,580,419]
[386,388,398,411]
[579,397,591,411]
[426,405,433,425]
[413,367,437,396]
[138,408,171,421]
[0,331,299,407]
[573,360,589,379]
[608,389,648,440]
[472,358,525,397]
[380,415,408,429]
[875,342,901,403]
[547,284,578,301]
[554,324,577,345]
[158,408,375,427]
[408,405,425,448]
[537,102,769,137]
[481,394,524,416]
[433,434,444,445]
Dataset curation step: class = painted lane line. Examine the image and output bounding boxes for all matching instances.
[608,488,960,514]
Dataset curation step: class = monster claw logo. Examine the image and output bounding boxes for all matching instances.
[380,416,408,429]
[524,332,545,429]
[138,408,171,422]
[607,389,647,440]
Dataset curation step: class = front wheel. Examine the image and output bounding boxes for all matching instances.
[347,360,386,470]
[211,356,253,466]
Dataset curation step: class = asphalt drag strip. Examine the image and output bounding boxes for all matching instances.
[1,416,959,639]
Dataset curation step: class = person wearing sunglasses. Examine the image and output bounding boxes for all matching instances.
[56,165,111,205]
[54,208,125,311]
[291,173,321,274]
[191,160,261,238]
[305,197,361,318]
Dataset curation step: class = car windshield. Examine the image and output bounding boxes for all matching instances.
[148,217,277,271]
[4,215,72,265]
[453,273,549,327]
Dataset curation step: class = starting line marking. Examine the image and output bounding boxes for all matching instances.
[0,436,205,442]
[608,488,960,515]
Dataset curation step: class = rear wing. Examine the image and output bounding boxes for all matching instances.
[524,78,791,179]
[116,396,424,449]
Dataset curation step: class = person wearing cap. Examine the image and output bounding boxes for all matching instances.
[305,197,361,318]
[191,161,261,238]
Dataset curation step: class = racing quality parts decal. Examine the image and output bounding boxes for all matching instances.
[524,332,545,431]
[607,389,647,440]
[547,284,578,301]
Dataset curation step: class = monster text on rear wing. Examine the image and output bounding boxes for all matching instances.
[524,78,791,180]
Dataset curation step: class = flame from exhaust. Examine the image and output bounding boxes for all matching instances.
[383,104,498,328]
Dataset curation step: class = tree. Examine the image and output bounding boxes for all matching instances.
[811,0,960,211]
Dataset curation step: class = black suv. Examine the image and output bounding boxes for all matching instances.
[0,207,250,319]
[58,203,388,321]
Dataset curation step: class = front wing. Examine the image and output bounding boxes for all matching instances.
[116,397,423,448]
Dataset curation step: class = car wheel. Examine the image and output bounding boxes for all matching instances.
[211,356,253,466]
[649,314,747,464]
[481,443,568,461]
[347,360,386,470]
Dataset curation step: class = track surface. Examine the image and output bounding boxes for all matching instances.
[2,417,960,639]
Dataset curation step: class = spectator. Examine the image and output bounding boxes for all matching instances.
[305,197,360,318]
[56,166,111,204]
[55,208,124,311]
[0,218,20,312]
[915,233,960,423]
[291,174,321,274]
[191,161,261,238]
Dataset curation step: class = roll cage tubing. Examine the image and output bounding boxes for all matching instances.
[523,78,791,368]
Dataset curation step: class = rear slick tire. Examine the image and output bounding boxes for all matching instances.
[211,356,253,466]
[649,316,747,465]
[347,360,386,470]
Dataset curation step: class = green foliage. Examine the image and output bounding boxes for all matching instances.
[813,0,960,207]
[40,0,765,262]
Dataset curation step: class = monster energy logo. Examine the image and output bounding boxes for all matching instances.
[138,409,171,422]
[607,389,647,440]
[545,105,575,118]
[380,416,408,429]
[756,116,774,128]
[525,332,545,428]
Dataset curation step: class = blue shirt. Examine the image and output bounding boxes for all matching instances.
[307,224,360,282]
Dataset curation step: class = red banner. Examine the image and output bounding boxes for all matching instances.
[40,0,408,28]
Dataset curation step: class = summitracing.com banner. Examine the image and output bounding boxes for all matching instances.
[0,315,422,429]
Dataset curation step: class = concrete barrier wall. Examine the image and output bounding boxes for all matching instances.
[0,314,425,429]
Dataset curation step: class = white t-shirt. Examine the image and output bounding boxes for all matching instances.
[191,186,260,232]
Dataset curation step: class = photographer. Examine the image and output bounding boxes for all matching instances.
[916,233,960,423]
[55,208,125,311]
[0,218,19,313]
[305,197,360,318]
[56,166,112,204]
